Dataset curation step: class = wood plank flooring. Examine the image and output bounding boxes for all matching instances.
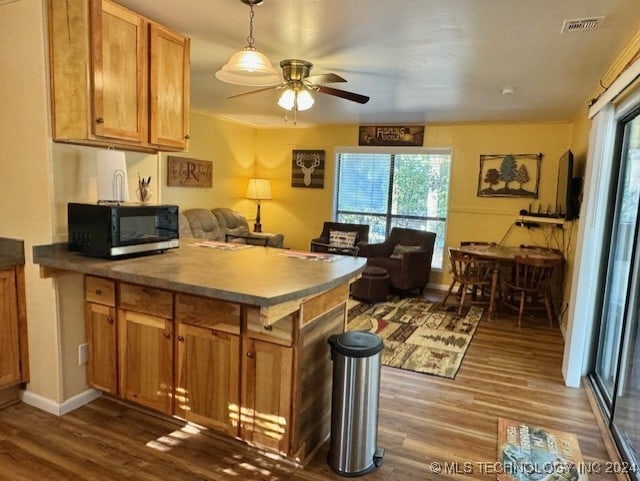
[0,294,616,481]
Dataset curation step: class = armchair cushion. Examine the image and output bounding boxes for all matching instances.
[329,230,358,249]
[390,244,422,259]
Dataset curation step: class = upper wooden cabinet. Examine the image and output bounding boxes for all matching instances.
[48,0,190,152]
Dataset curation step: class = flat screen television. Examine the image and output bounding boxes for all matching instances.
[555,149,582,220]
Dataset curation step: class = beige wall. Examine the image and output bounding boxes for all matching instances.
[0,0,61,401]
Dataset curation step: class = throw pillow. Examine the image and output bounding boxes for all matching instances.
[329,230,358,249]
[390,244,422,259]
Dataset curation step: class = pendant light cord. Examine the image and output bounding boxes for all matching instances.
[246,4,255,48]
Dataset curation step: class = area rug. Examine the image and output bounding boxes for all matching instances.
[497,418,587,481]
[347,297,483,379]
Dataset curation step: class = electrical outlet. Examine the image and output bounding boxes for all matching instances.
[78,343,88,366]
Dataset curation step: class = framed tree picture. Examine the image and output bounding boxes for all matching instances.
[477,153,541,198]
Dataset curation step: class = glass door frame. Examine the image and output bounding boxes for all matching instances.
[590,106,640,415]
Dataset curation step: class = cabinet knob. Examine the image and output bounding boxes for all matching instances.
[95,289,102,295]
[163,332,171,339]
[184,134,190,139]
[247,352,255,358]
[263,325,273,331]
[178,335,185,342]
[107,317,114,324]
[95,117,104,124]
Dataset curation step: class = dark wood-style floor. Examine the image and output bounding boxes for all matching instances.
[0,293,616,481]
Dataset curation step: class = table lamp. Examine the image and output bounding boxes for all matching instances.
[246,178,272,232]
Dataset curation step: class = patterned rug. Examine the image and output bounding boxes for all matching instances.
[347,297,483,379]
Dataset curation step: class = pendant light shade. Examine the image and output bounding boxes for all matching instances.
[215,0,281,86]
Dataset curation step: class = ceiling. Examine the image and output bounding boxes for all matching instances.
[120,0,640,127]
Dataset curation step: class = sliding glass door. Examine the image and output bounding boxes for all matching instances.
[592,110,640,475]
[593,112,640,406]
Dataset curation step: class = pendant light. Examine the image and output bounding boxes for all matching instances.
[215,0,281,86]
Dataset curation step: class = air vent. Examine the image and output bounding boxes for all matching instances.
[561,17,604,33]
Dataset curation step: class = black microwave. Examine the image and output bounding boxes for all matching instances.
[68,203,180,258]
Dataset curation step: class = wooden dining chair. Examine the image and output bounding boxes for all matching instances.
[502,255,562,326]
[458,241,497,299]
[442,248,496,316]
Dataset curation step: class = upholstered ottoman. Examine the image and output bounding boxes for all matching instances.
[351,266,390,303]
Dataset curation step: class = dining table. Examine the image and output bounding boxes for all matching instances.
[456,244,564,319]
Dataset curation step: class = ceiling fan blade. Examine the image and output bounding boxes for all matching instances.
[227,85,280,99]
[306,73,347,84]
[315,85,370,104]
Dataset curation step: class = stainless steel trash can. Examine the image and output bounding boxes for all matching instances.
[327,331,384,477]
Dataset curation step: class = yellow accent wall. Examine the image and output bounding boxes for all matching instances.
[255,122,573,289]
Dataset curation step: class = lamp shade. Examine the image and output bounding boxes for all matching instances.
[215,48,281,86]
[246,178,272,200]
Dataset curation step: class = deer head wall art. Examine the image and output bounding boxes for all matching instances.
[291,150,325,188]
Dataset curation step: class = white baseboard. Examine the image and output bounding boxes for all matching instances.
[20,388,102,416]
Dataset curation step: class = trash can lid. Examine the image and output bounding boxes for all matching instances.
[328,331,384,358]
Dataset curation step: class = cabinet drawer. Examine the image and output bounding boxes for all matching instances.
[175,294,240,334]
[119,283,173,319]
[247,308,293,346]
[85,276,115,306]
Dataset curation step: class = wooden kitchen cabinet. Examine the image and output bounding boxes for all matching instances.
[84,276,117,394]
[118,310,174,415]
[175,323,240,436]
[0,269,22,387]
[85,302,117,394]
[149,23,190,150]
[241,338,293,454]
[48,0,190,152]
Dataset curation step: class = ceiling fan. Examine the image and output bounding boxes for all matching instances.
[228,59,370,113]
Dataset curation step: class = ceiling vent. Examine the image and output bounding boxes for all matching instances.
[561,17,604,33]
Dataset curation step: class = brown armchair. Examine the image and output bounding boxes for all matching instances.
[359,227,436,292]
[310,221,369,256]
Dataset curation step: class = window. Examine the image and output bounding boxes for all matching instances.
[334,148,451,268]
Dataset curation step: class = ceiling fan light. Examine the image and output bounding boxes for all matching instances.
[278,88,296,110]
[296,89,315,111]
[215,48,281,86]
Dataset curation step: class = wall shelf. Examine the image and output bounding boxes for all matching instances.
[517,215,566,226]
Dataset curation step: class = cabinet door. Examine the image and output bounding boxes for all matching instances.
[149,23,190,150]
[119,310,173,414]
[91,0,147,143]
[0,269,20,388]
[175,323,240,436]
[85,302,117,394]
[241,339,293,454]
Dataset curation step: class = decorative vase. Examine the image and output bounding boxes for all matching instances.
[136,186,152,203]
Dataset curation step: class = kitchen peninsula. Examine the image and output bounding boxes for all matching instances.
[33,241,366,465]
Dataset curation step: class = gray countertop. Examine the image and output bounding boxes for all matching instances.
[33,240,367,307]
[0,238,24,270]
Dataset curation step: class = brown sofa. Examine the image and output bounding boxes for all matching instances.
[359,227,436,292]
[180,208,284,248]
